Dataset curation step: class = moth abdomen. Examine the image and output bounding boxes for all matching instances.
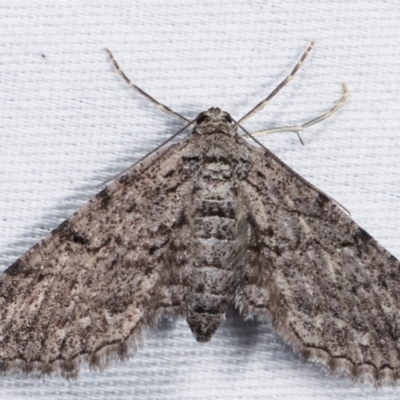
[185,135,245,342]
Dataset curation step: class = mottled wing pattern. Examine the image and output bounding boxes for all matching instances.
[0,140,193,378]
[236,145,400,386]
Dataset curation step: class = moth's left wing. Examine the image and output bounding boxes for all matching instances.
[0,139,194,378]
[236,144,400,386]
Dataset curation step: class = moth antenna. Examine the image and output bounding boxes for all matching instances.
[243,83,348,140]
[105,48,190,124]
[238,40,315,125]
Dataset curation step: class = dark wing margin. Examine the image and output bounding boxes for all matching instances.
[235,145,400,387]
[0,139,192,379]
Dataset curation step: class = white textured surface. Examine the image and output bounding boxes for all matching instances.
[0,1,400,399]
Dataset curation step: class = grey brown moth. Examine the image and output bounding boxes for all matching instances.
[1,42,398,387]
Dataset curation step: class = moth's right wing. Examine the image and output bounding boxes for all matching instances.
[235,144,400,386]
[0,139,194,378]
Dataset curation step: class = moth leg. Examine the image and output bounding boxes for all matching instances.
[105,48,189,124]
[232,220,279,321]
[238,41,315,124]
[96,117,194,188]
[244,83,348,140]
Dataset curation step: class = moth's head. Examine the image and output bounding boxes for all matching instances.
[193,107,237,136]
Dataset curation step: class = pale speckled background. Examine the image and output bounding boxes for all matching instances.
[0,1,400,399]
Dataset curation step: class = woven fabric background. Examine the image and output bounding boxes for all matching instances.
[1,1,400,399]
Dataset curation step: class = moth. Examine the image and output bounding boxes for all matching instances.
[1,42,399,387]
